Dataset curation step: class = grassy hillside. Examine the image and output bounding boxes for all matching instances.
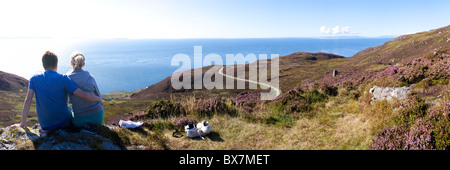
[131,52,345,100]
[0,72,33,127]
[316,25,450,87]
[0,71,28,92]
[101,25,449,150]
[0,90,37,127]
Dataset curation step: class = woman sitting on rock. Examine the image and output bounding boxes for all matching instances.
[67,51,104,127]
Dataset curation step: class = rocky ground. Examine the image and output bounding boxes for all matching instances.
[0,124,124,150]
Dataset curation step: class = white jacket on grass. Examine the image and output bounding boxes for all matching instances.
[197,121,211,136]
[185,121,211,138]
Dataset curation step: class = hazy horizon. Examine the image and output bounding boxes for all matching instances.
[1,0,449,39]
[0,37,392,93]
[0,35,398,40]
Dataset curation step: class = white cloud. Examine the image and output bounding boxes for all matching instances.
[320,25,351,35]
[320,26,331,34]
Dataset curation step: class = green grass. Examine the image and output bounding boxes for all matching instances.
[102,90,142,100]
[99,85,384,150]
[6,77,448,150]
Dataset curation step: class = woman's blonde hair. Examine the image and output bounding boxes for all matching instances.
[70,51,85,70]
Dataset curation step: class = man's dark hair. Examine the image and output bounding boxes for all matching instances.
[42,51,58,70]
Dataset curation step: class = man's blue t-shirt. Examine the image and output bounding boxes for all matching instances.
[29,70,79,131]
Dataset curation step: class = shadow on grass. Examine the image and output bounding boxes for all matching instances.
[206,132,224,142]
[179,131,224,143]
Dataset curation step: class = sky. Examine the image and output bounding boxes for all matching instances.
[0,0,449,39]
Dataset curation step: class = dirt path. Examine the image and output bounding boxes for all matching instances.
[218,66,281,99]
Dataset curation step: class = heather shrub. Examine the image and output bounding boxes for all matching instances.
[396,96,428,126]
[235,91,260,113]
[175,117,197,131]
[396,54,450,85]
[447,59,450,76]
[370,99,450,150]
[175,117,197,128]
[382,66,398,76]
[349,90,361,100]
[367,99,401,135]
[360,84,375,104]
[318,83,338,96]
[405,118,434,150]
[433,117,450,150]
[416,77,432,88]
[369,125,409,150]
[372,66,407,89]
[374,65,404,87]
[146,100,187,119]
[426,54,450,79]
[304,89,328,105]
[428,100,450,150]
[338,82,360,100]
[373,53,450,88]
[398,58,430,84]
[369,119,435,150]
[443,85,450,101]
[195,97,236,118]
[278,87,328,114]
[284,100,310,114]
[279,87,305,105]
[373,75,403,87]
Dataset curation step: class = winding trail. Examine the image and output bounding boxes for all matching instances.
[218,66,281,99]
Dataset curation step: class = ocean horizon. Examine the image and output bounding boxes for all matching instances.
[0,38,393,94]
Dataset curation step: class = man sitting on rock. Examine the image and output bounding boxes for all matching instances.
[19,51,103,132]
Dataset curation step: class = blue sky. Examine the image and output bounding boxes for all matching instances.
[0,0,449,38]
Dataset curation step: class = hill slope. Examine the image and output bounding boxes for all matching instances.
[315,25,450,87]
[133,25,450,96]
[131,52,345,99]
[116,25,450,150]
[0,71,28,92]
[0,71,32,127]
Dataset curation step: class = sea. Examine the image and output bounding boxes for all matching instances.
[0,38,392,94]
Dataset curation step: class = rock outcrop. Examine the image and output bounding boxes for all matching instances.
[0,124,124,150]
[369,86,411,102]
